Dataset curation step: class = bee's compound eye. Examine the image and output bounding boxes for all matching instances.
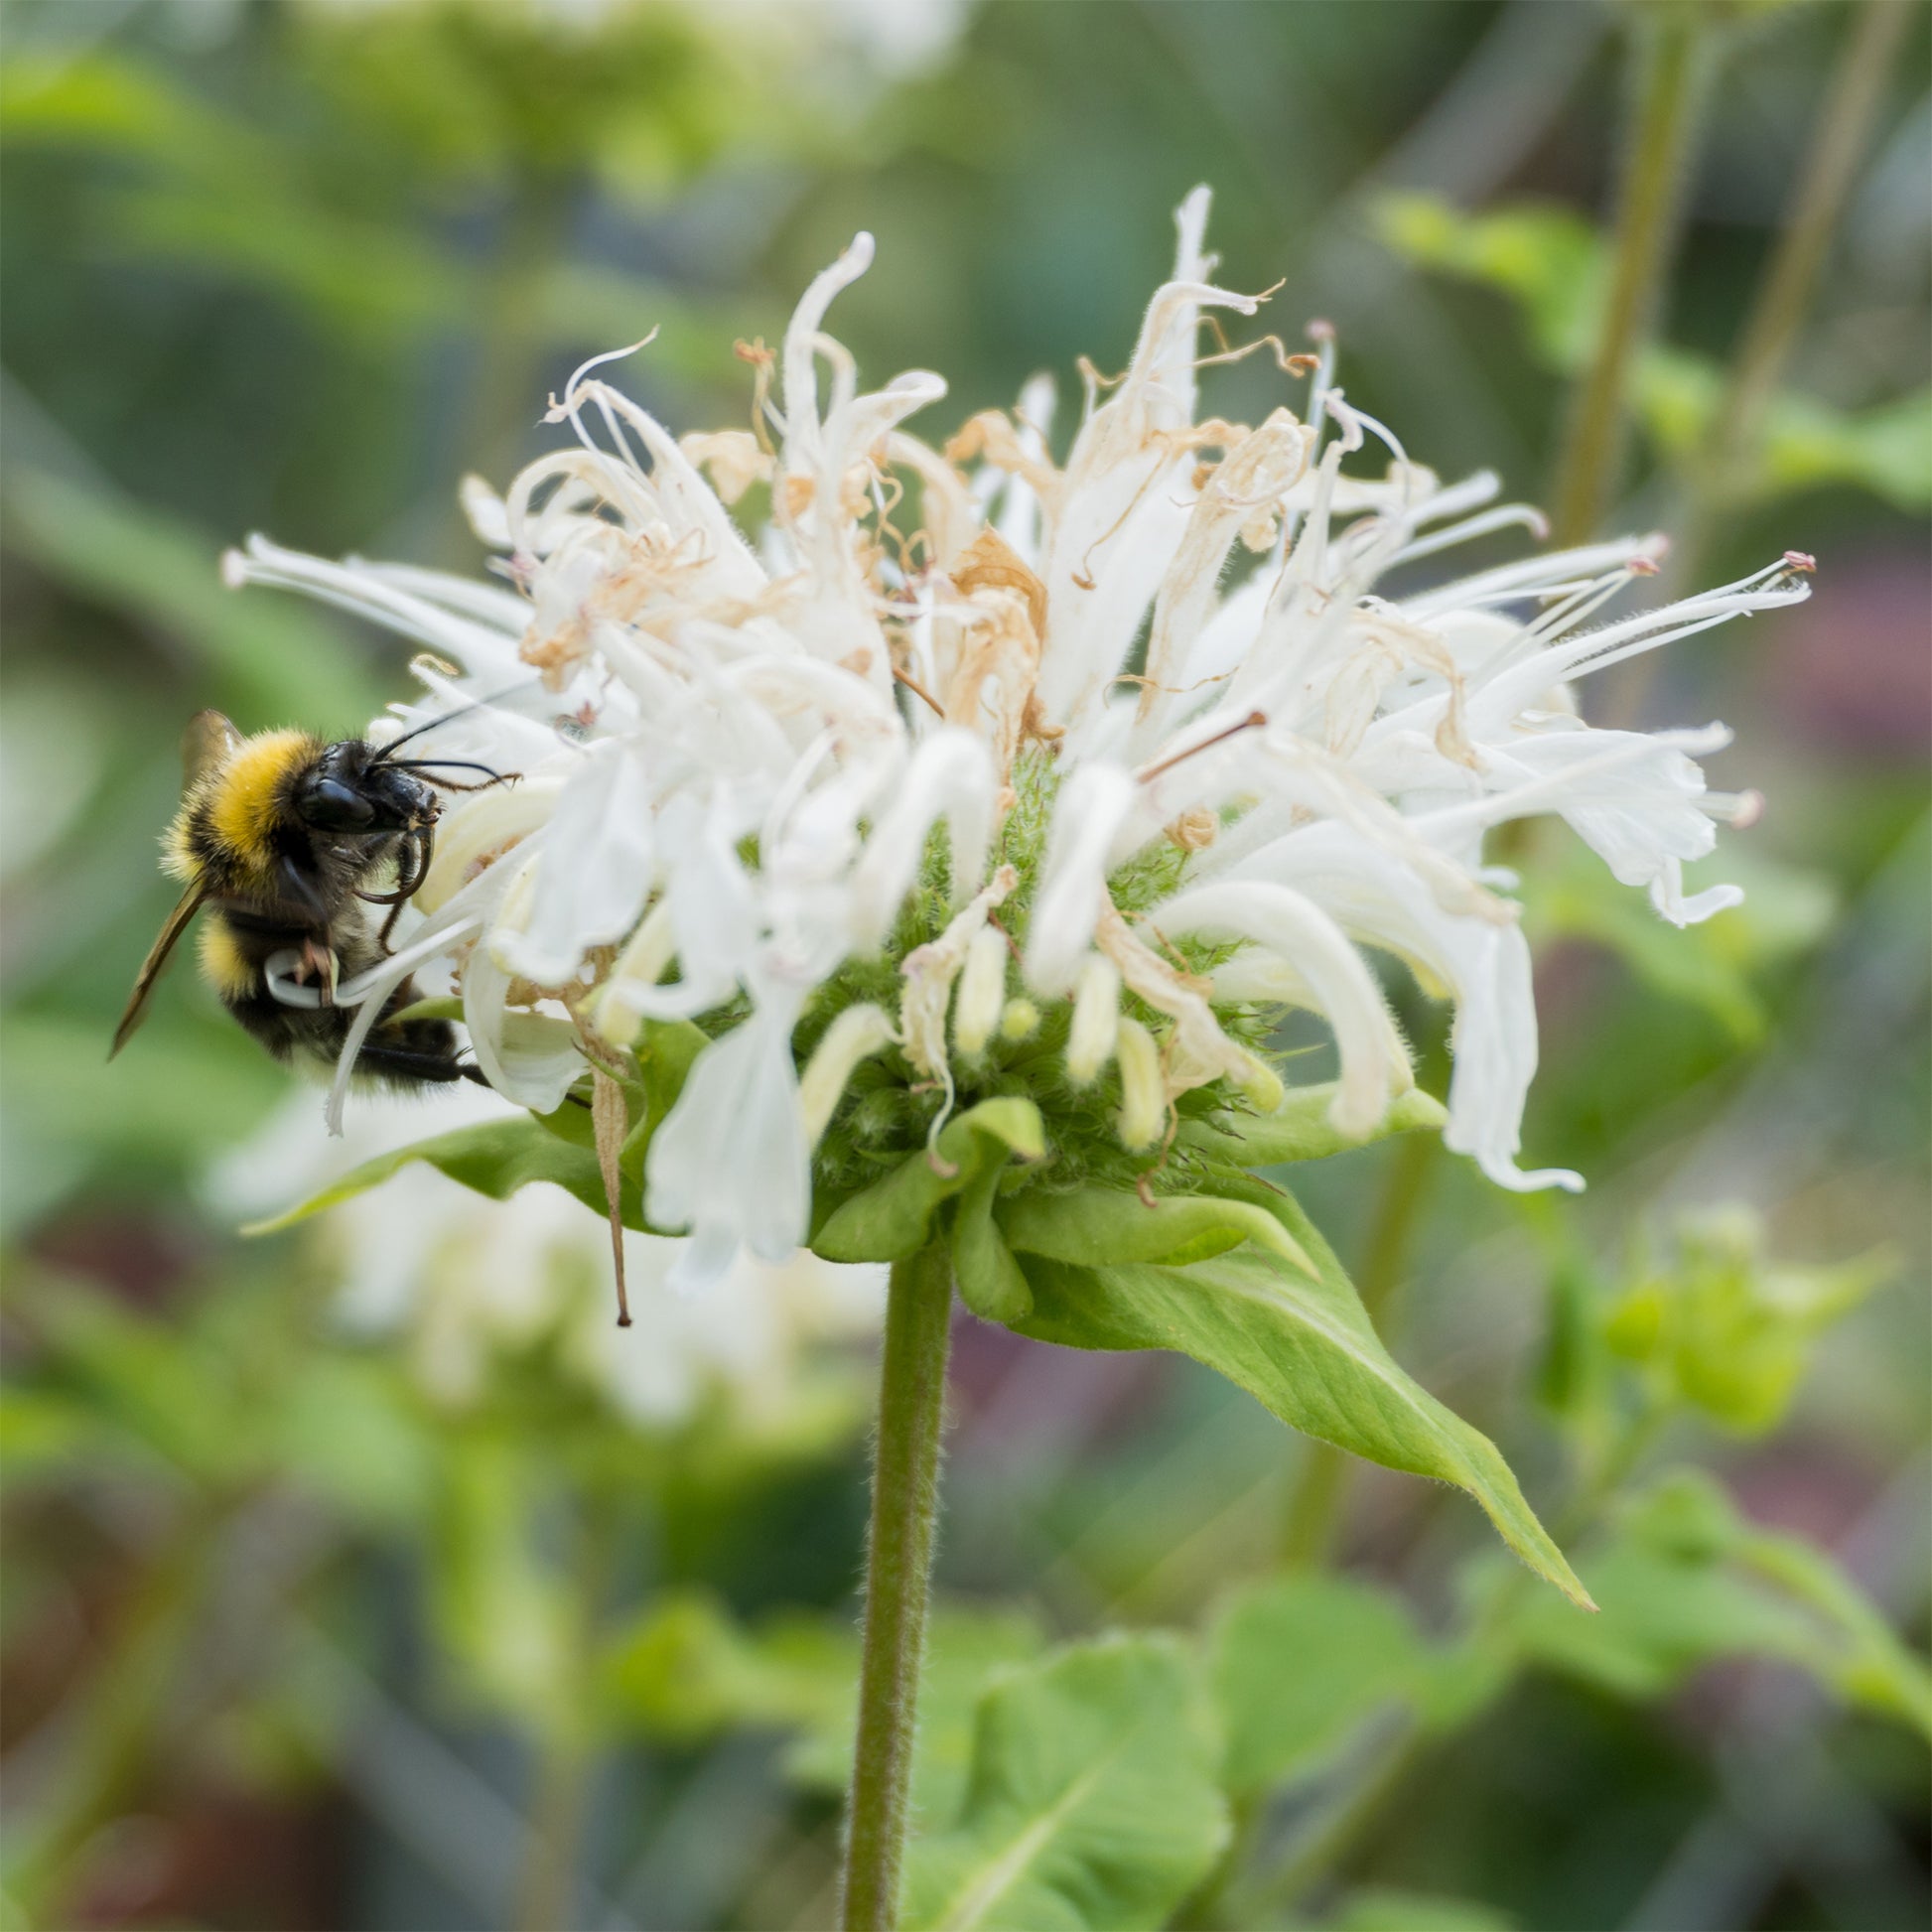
[301,776,377,831]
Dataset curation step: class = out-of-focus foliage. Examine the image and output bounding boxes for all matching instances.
[1600,1206,1892,1434]
[1375,190,1932,509]
[3,0,1927,1927]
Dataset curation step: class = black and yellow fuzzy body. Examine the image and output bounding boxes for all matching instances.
[114,711,481,1090]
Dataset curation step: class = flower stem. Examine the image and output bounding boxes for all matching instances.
[841,1244,955,1932]
[1549,3,1713,548]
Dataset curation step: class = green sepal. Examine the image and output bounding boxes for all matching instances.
[239,1114,636,1236]
[951,1163,1033,1325]
[999,1186,1316,1279]
[386,995,466,1027]
[1009,1177,1592,1608]
[242,1018,713,1237]
[810,1097,1044,1265]
[1176,1082,1447,1169]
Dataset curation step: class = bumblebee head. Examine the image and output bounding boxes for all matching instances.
[295,741,441,836]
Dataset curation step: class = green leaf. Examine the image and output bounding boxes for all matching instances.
[783,1606,1049,1824]
[1507,1470,1932,1739]
[902,1634,1229,1932]
[241,1114,625,1236]
[1209,1575,1437,1795]
[953,1163,1035,1324]
[1371,193,1602,367]
[600,1595,1046,1824]
[811,1098,1044,1264]
[1001,1187,1317,1278]
[1012,1181,1591,1608]
[600,1588,852,1748]
[3,467,383,736]
[1177,1083,1448,1171]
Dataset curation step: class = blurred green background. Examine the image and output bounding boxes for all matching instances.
[2,2,1927,1928]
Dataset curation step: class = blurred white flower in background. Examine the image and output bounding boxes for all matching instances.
[208,1086,885,1422]
[225,187,1809,1290]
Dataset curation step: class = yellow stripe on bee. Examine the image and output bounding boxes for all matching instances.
[198,917,256,1000]
[207,730,318,866]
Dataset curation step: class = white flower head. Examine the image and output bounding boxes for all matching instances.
[225,189,1811,1283]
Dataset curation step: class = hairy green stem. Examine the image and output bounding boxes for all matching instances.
[1281,1132,1441,1568]
[1549,4,1713,548]
[841,1245,955,1932]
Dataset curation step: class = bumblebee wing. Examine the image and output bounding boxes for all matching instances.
[110,883,208,1059]
[182,710,241,788]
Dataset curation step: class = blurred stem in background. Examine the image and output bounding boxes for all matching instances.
[1252,1393,1674,1926]
[5,1495,232,1926]
[513,1488,621,1932]
[1548,0,1715,548]
[842,1246,954,1932]
[1676,0,1916,582]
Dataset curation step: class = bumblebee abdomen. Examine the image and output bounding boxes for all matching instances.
[197,916,260,1003]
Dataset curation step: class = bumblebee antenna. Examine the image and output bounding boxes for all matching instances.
[394,759,511,781]
[368,680,540,765]
[394,759,517,792]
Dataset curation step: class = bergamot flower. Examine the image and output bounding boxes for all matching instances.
[224,186,1809,1292]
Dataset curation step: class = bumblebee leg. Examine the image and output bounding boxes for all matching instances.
[352,1038,472,1085]
[297,936,338,1007]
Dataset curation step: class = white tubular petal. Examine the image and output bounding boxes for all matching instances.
[1474,566,1812,718]
[566,380,766,595]
[1134,411,1313,751]
[848,728,995,948]
[460,474,512,547]
[952,926,1009,1057]
[1116,1017,1166,1151]
[647,996,811,1289]
[1652,870,1744,926]
[798,1003,897,1147]
[898,867,1017,1082]
[465,861,583,1113]
[224,536,524,677]
[781,231,876,463]
[1066,956,1122,1085]
[1226,826,1577,1193]
[595,899,677,1045]
[363,560,533,631]
[1025,763,1139,996]
[1154,881,1406,1137]
[491,742,655,986]
[1399,533,1668,621]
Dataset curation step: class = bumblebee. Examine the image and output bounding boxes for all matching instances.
[112,710,505,1088]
